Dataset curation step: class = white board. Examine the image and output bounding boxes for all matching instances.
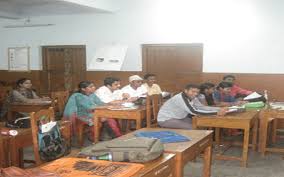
[87,44,128,71]
[8,47,30,71]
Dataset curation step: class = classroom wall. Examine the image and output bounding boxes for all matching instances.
[1,0,284,73]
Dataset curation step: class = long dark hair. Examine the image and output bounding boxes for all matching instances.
[78,81,93,94]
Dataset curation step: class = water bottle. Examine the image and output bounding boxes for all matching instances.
[87,153,113,161]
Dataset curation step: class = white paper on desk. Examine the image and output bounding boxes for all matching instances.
[226,108,238,113]
[41,121,56,133]
[270,102,284,110]
[243,92,262,100]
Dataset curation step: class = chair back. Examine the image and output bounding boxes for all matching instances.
[30,107,55,166]
[0,135,4,168]
[51,91,69,117]
[146,94,163,127]
[0,86,12,105]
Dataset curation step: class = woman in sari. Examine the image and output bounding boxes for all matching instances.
[63,81,121,139]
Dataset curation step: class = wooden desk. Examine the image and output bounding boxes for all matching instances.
[0,123,33,167]
[259,109,284,155]
[93,106,146,143]
[7,102,51,121]
[118,128,213,177]
[192,111,259,167]
[132,153,175,177]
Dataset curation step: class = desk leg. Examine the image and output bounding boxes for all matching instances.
[241,128,249,167]
[94,116,100,143]
[271,119,278,144]
[252,119,258,151]
[174,154,183,177]
[259,117,269,156]
[10,139,20,167]
[136,118,141,130]
[203,144,212,177]
[215,128,221,145]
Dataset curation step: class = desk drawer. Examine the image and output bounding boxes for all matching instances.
[182,136,212,162]
[141,157,175,177]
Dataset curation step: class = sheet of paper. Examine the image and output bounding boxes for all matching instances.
[244,92,262,100]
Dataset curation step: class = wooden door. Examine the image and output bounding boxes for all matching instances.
[142,44,203,91]
[41,46,86,94]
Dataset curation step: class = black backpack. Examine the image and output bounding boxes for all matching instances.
[38,122,70,161]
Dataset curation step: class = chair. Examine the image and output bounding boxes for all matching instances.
[0,135,5,168]
[30,107,71,166]
[50,91,70,118]
[76,118,89,147]
[146,94,163,128]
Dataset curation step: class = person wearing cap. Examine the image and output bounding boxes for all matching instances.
[121,75,147,99]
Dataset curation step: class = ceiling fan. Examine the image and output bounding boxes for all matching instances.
[3,18,55,28]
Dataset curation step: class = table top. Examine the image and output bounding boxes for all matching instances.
[95,105,146,112]
[10,102,52,106]
[117,128,212,153]
[195,110,259,120]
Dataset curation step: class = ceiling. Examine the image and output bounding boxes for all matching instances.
[0,0,117,19]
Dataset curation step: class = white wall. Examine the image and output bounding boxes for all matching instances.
[0,0,284,73]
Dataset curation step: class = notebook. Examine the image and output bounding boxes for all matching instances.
[135,131,190,143]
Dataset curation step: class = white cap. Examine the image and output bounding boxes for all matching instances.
[129,75,143,82]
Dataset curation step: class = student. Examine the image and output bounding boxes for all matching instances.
[213,82,246,107]
[63,81,121,138]
[198,82,215,106]
[223,75,253,98]
[121,75,147,99]
[95,77,129,104]
[143,74,162,95]
[0,78,50,118]
[157,84,227,129]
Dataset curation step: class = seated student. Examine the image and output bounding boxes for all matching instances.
[95,77,129,104]
[157,84,227,129]
[213,82,247,107]
[143,74,162,95]
[63,81,121,138]
[121,75,147,100]
[198,82,216,106]
[223,75,253,98]
[0,78,50,118]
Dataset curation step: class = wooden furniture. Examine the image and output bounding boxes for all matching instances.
[93,106,146,143]
[0,134,8,168]
[30,107,72,166]
[132,153,176,177]
[119,128,213,177]
[192,111,259,167]
[259,109,284,156]
[7,102,51,121]
[41,46,86,93]
[146,94,163,128]
[50,90,70,117]
[142,44,203,92]
[76,118,89,147]
[0,86,12,106]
